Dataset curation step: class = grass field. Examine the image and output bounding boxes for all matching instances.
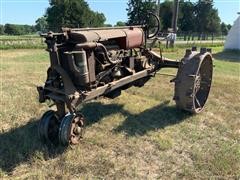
[0,35,45,49]
[0,46,239,179]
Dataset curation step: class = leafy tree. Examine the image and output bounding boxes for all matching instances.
[221,22,228,35]
[127,0,156,25]
[127,0,222,34]
[227,24,232,31]
[194,0,221,33]
[158,0,221,33]
[115,21,126,27]
[46,0,106,31]
[4,24,23,35]
[178,0,195,32]
[87,12,106,27]
[4,24,35,35]
[0,25,4,35]
[104,24,112,27]
[159,0,173,31]
[221,22,233,35]
[35,16,48,33]
[31,25,36,33]
[23,25,35,34]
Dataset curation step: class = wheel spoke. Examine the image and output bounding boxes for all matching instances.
[195,96,201,108]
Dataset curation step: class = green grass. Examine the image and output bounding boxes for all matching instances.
[0,46,239,179]
[0,35,40,39]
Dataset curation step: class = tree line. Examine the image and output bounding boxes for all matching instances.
[0,0,232,35]
[127,0,231,35]
[0,24,36,35]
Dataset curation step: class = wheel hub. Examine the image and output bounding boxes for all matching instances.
[70,116,84,145]
[59,113,85,146]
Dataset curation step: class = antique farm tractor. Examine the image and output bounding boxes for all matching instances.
[37,14,213,146]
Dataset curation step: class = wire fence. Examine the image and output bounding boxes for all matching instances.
[0,32,227,49]
[176,32,226,43]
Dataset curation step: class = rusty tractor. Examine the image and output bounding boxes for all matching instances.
[37,14,213,146]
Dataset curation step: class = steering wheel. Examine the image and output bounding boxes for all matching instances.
[143,12,161,39]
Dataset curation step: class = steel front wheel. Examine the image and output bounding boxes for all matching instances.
[58,113,85,146]
[38,110,60,144]
[174,50,213,113]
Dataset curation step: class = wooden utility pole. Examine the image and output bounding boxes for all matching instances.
[168,0,179,48]
[156,0,160,18]
[172,0,179,33]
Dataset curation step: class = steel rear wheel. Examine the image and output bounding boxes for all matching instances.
[59,113,85,146]
[174,51,213,113]
[38,110,60,144]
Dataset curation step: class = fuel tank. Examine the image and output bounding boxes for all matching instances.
[68,27,145,50]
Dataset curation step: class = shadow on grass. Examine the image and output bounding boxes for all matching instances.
[114,101,191,136]
[0,101,190,173]
[0,119,66,174]
[213,50,240,62]
[81,101,190,137]
[81,102,128,126]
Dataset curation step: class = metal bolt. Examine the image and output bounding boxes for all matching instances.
[192,47,197,51]
[74,126,82,135]
[200,48,207,54]
[185,49,192,56]
[207,48,212,53]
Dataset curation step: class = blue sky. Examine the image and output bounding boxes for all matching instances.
[0,0,239,26]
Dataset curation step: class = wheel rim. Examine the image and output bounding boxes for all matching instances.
[174,52,213,113]
[193,55,213,112]
[70,115,84,145]
[46,114,60,144]
[38,110,60,144]
[38,110,52,141]
[59,113,85,146]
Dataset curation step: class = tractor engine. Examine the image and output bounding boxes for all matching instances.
[41,26,153,104]
[61,27,145,89]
